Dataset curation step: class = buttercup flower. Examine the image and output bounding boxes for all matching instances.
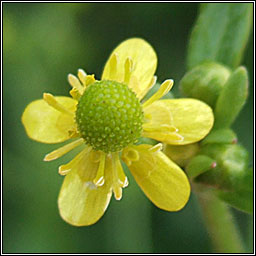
[22,38,214,226]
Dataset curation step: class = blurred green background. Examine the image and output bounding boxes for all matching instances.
[3,3,253,253]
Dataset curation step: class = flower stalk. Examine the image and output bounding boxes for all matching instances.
[196,187,245,253]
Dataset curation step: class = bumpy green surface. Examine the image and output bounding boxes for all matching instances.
[76,80,143,152]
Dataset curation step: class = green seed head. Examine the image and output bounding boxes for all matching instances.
[76,80,144,152]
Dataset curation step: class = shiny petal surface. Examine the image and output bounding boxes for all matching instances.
[21,97,77,143]
[58,149,112,226]
[144,99,214,145]
[102,38,157,99]
[127,144,191,211]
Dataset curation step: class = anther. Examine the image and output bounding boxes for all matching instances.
[113,186,122,200]
[78,69,87,86]
[84,74,95,86]
[68,74,84,94]
[69,88,81,100]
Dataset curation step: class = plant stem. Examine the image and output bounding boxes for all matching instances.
[196,187,245,253]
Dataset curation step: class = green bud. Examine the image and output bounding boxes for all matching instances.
[180,61,231,108]
[217,167,253,214]
[194,143,248,190]
[214,66,248,129]
[164,143,199,168]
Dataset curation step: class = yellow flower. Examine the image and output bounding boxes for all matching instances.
[22,38,214,226]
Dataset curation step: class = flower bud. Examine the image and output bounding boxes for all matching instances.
[194,143,248,190]
[180,62,231,108]
[214,66,248,129]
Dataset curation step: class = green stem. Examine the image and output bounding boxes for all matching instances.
[196,187,245,253]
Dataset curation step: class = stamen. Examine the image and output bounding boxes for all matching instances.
[144,112,152,122]
[78,69,87,86]
[113,153,129,188]
[111,153,129,201]
[143,123,178,133]
[84,74,95,86]
[59,169,71,176]
[121,147,140,166]
[43,93,73,116]
[122,157,131,167]
[125,148,139,161]
[68,129,80,138]
[124,57,133,85]
[143,79,174,108]
[68,74,84,95]
[143,131,184,143]
[69,88,81,100]
[137,75,157,100]
[113,186,122,201]
[58,147,91,175]
[165,132,184,142]
[149,143,163,153]
[44,138,84,161]
[108,53,118,80]
[90,151,101,163]
[93,153,106,187]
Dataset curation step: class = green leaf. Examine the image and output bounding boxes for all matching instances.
[218,190,253,214]
[214,67,248,128]
[217,168,253,214]
[187,3,253,69]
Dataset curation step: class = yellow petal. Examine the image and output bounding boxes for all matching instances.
[102,38,157,99]
[143,99,214,145]
[126,144,190,211]
[22,97,77,143]
[58,149,112,226]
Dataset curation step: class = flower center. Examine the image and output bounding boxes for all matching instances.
[76,80,144,152]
